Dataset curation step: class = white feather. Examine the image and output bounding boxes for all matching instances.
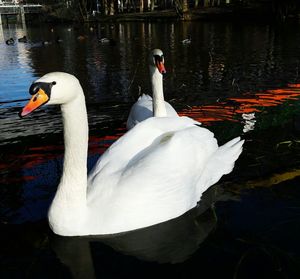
[21,72,244,236]
[127,49,178,130]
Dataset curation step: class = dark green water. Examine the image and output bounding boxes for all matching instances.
[1,20,300,278]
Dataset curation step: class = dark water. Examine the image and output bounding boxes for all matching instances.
[1,20,300,278]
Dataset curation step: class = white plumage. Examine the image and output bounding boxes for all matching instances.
[127,49,178,129]
[20,72,244,236]
[127,94,178,129]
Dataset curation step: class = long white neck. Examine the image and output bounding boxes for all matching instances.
[48,90,89,234]
[150,66,167,117]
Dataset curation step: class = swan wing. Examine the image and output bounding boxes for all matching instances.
[126,94,178,129]
[165,101,178,117]
[195,137,244,197]
[87,117,243,234]
[89,125,220,233]
[126,94,153,129]
[88,116,199,185]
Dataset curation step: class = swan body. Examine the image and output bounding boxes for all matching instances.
[127,94,178,129]
[20,72,244,236]
[127,49,178,130]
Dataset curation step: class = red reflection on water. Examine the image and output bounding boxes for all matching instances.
[2,84,300,185]
[88,131,125,155]
[287,84,300,88]
[0,175,35,185]
[179,84,300,124]
[0,128,127,185]
[180,105,238,124]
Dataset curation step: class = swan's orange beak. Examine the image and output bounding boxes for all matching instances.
[156,61,166,74]
[19,88,49,118]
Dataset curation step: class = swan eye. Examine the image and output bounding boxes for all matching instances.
[52,81,57,85]
[29,83,41,95]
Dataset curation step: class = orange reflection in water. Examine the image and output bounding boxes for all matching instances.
[2,84,300,185]
[179,84,300,124]
[88,130,126,155]
[0,129,126,185]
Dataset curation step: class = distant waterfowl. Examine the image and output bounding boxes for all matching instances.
[99,37,109,43]
[182,38,191,45]
[56,36,63,43]
[127,49,178,130]
[18,36,27,43]
[99,37,116,46]
[42,40,52,46]
[5,38,15,45]
[19,72,244,236]
[77,35,86,41]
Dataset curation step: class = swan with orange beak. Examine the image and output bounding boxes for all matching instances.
[18,72,244,237]
[126,49,178,129]
[19,81,56,117]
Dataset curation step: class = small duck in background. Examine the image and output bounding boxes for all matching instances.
[18,36,28,43]
[77,35,86,41]
[6,38,15,45]
[56,36,63,43]
[182,38,191,45]
[99,37,116,46]
[42,40,52,46]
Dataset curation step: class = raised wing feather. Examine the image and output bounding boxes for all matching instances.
[126,94,178,129]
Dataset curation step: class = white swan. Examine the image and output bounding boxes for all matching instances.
[126,49,178,129]
[20,72,244,237]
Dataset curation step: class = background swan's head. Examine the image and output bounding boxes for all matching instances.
[149,49,166,74]
[20,72,82,117]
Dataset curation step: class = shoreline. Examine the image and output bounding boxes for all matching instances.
[42,7,300,24]
[89,8,299,23]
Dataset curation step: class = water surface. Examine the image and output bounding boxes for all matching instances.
[1,20,300,278]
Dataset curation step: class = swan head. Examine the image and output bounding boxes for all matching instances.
[19,72,82,117]
[149,49,166,75]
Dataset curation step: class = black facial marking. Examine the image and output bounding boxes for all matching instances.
[29,81,56,98]
[154,55,163,63]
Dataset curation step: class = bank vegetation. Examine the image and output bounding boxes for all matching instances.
[29,0,300,22]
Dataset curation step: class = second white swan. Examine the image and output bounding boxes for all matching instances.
[126,49,178,129]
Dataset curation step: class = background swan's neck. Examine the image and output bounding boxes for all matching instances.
[49,91,88,228]
[150,66,167,117]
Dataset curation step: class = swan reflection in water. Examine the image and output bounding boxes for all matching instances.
[50,184,229,278]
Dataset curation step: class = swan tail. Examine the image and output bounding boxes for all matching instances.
[197,137,244,197]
